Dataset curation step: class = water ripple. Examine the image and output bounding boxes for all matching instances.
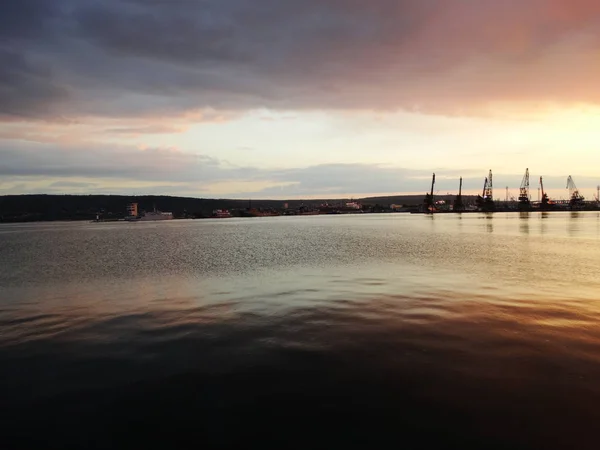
[3,215,600,448]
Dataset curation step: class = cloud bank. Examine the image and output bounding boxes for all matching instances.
[0,139,589,198]
[3,0,600,121]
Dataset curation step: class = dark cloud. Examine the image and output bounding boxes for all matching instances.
[0,0,61,40]
[75,1,244,64]
[0,49,68,119]
[2,0,600,120]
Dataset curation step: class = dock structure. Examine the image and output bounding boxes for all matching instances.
[418,170,600,213]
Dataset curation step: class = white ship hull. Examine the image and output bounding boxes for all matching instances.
[140,211,173,221]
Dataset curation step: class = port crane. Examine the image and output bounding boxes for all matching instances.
[539,176,552,209]
[484,169,493,200]
[477,170,495,211]
[453,177,464,211]
[518,168,531,210]
[424,173,435,212]
[567,175,585,209]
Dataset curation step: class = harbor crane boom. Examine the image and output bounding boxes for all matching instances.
[519,168,530,202]
[484,170,493,200]
[518,168,531,210]
[478,170,495,211]
[567,176,583,200]
[567,175,585,209]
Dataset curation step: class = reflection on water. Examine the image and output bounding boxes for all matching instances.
[519,211,530,234]
[569,211,582,237]
[540,211,549,236]
[2,213,600,449]
[475,213,494,233]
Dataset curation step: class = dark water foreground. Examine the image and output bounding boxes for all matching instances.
[2,213,600,449]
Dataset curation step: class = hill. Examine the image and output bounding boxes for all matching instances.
[0,194,475,222]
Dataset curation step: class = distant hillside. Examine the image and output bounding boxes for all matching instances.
[0,194,475,222]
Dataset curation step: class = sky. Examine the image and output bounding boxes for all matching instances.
[2,0,600,200]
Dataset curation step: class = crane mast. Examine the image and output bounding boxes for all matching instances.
[539,176,551,210]
[424,173,435,212]
[454,177,464,212]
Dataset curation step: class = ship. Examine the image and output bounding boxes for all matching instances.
[212,209,232,218]
[140,210,174,221]
[125,203,173,221]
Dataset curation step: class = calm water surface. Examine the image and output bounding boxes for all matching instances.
[2,212,600,448]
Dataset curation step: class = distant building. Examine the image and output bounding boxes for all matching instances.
[126,202,138,218]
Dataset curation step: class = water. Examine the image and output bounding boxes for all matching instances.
[2,212,600,449]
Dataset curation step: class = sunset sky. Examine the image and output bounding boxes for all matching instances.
[2,0,600,199]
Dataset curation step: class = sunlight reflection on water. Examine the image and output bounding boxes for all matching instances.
[2,213,600,448]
